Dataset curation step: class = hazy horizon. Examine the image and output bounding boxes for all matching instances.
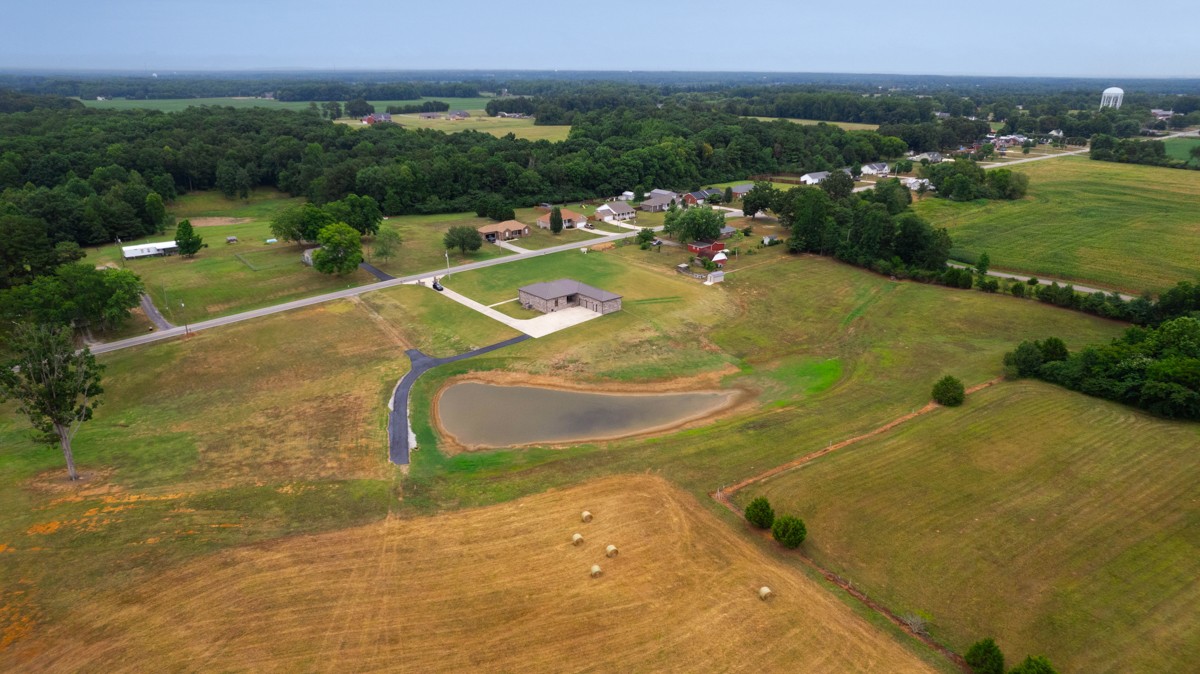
[3,0,1197,79]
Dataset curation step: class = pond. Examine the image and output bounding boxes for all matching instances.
[437,382,737,448]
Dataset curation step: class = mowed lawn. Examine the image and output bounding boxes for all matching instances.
[739,380,1200,673]
[913,156,1200,293]
[370,211,514,277]
[1163,136,1200,165]
[86,189,375,321]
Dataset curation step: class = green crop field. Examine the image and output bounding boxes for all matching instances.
[913,156,1200,293]
[1163,137,1200,165]
[371,113,570,141]
[747,116,879,131]
[80,96,494,114]
[738,380,1200,673]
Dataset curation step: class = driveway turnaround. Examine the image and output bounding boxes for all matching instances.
[433,284,604,338]
[388,335,531,465]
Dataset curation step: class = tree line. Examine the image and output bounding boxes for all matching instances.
[1090,134,1200,169]
[1004,317,1200,420]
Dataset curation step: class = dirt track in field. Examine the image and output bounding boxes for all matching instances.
[9,475,935,673]
[189,217,252,227]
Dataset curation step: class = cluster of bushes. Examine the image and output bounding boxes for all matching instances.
[965,637,1060,674]
[1004,318,1200,419]
[1089,134,1173,166]
[385,100,450,114]
[472,194,515,222]
[923,159,1029,201]
[269,194,383,243]
[744,497,807,549]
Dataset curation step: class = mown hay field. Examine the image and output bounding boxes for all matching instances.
[5,476,940,673]
[913,156,1200,293]
[738,380,1200,673]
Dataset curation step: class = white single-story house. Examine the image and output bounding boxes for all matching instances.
[911,152,944,163]
[639,195,674,212]
[536,208,587,229]
[901,177,933,191]
[861,163,889,176]
[648,189,679,200]
[619,191,635,201]
[800,171,830,185]
[121,241,179,259]
[595,201,636,222]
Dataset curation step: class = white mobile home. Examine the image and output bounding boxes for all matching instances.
[121,241,180,259]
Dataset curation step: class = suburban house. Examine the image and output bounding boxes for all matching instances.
[687,240,726,254]
[911,152,944,163]
[595,201,636,222]
[477,220,530,242]
[648,189,679,200]
[639,195,674,212]
[683,188,724,206]
[719,225,738,239]
[730,183,754,198]
[518,279,622,315]
[800,171,830,185]
[121,241,179,259]
[536,208,587,229]
[861,163,889,176]
[901,177,933,191]
[619,190,635,201]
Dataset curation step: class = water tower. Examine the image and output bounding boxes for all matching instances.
[1100,87,1124,110]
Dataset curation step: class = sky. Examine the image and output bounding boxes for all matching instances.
[2,0,1197,78]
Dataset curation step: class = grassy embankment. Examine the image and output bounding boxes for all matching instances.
[738,380,1200,673]
[2,244,1147,670]
[913,156,1200,293]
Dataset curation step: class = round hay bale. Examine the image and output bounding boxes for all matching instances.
[572,533,584,546]
[581,510,593,523]
[759,586,773,601]
[605,544,619,558]
[590,564,603,578]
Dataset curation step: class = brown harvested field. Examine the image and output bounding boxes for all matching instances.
[9,475,938,673]
[189,216,253,227]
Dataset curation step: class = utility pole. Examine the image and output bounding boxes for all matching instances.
[444,250,450,279]
[180,301,189,337]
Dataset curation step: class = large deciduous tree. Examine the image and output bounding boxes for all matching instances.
[324,194,382,235]
[312,223,363,275]
[672,207,724,244]
[741,182,778,219]
[0,323,104,481]
[372,227,402,264]
[271,204,335,244]
[174,219,207,258]
[443,225,483,255]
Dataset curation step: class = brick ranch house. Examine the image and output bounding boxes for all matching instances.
[477,220,529,242]
[518,279,622,315]
[536,208,588,229]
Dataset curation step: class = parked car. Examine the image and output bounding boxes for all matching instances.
[432,280,444,292]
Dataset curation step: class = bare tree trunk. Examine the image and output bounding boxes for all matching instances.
[54,422,79,481]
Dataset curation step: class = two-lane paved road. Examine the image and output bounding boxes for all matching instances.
[91,229,644,355]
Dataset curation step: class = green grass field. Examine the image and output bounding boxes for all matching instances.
[2,246,1149,669]
[748,116,880,131]
[370,211,514,277]
[913,156,1200,293]
[738,380,1200,673]
[1163,137,1200,165]
[80,96,494,114]
[378,114,571,142]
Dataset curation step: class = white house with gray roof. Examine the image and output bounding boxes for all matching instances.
[800,171,830,185]
[595,200,636,222]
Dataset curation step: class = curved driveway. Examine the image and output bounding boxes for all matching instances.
[388,335,531,464]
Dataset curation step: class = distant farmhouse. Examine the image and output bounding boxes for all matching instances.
[518,279,622,315]
[860,163,889,176]
[910,152,944,163]
[730,184,754,198]
[122,241,179,259]
[449,110,471,120]
[477,220,530,242]
[361,113,392,125]
[800,171,829,185]
[595,201,636,222]
[537,208,587,229]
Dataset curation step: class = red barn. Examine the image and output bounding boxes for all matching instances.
[687,240,726,254]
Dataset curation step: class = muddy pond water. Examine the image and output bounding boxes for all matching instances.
[437,382,737,448]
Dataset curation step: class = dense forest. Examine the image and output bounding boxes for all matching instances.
[0,101,907,248]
